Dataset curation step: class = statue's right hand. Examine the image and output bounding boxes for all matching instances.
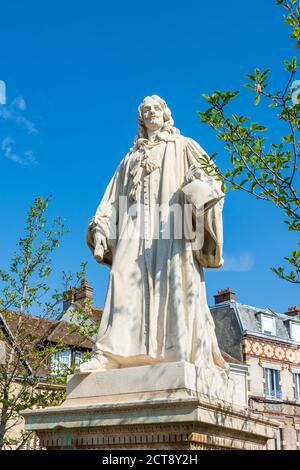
[94,243,105,263]
[185,163,205,183]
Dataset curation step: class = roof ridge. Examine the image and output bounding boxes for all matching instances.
[235,302,280,316]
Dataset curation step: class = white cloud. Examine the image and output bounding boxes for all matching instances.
[15,115,37,134]
[12,96,26,111]
[222,251,255,273]
[2,137,23,164]
[0,106,12,120]
[1,136,36,165]
[0,95,37,134]
[0,94,38,164]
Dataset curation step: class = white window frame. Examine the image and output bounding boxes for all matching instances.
[261,315,276,336]
[0,340,5,365]
[290,323,300,343]
[51,349,72,376]
[74,350,83,367]
[264,367,281,399]
[295,373,300,401]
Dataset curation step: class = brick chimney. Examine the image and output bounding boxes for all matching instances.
[63,287,76,311]
[74,278,93,305]
[214,288,236,305]
[285,306,300,317]
[63,279,93,311]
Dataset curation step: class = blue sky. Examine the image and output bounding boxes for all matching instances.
[0,0,298,313]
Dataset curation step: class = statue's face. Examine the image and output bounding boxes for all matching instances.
[142,100,164,132]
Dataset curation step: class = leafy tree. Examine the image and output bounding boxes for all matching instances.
[198,0,300,284]
[0,196,95,450]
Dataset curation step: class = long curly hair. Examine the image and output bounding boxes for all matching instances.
[136,95,178,140]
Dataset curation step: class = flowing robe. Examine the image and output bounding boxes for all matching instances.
[87,132,229,384]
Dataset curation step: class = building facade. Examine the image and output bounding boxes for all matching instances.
[211,288,300,450]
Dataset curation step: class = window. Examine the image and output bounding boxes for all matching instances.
[0,340,5,364]
[51,350,71,376]
[264,368,281,399]
[290,323,300,343]
[295,373,300,401]
[261,315,275,336]
[74,350,83,367]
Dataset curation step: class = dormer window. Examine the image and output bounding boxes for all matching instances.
[261,315,276,336]
[290,322,300,343]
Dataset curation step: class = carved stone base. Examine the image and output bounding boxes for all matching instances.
[23,362,279,450]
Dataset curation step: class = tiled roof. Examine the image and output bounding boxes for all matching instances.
[236,302,291,341]
[210,300,300,344]
[47,320,93,349]
[1,310,57,347]
[0,309,96,377]
[1,310,95,348]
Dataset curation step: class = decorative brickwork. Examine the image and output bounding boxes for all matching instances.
[244,338,300,365]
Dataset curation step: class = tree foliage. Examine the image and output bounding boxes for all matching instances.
[0,197,95,450]
[198,0,300,284]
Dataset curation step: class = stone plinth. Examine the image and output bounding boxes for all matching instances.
[65,361,233,404]
[23,362,279,450]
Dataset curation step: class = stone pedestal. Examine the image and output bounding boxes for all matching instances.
[23,362,279,450]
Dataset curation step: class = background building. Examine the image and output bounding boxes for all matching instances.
[211,288,300,450]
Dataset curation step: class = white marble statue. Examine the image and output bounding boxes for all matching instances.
[79,95,229,391]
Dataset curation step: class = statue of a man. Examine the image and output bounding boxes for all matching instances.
[79,95,229,389]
